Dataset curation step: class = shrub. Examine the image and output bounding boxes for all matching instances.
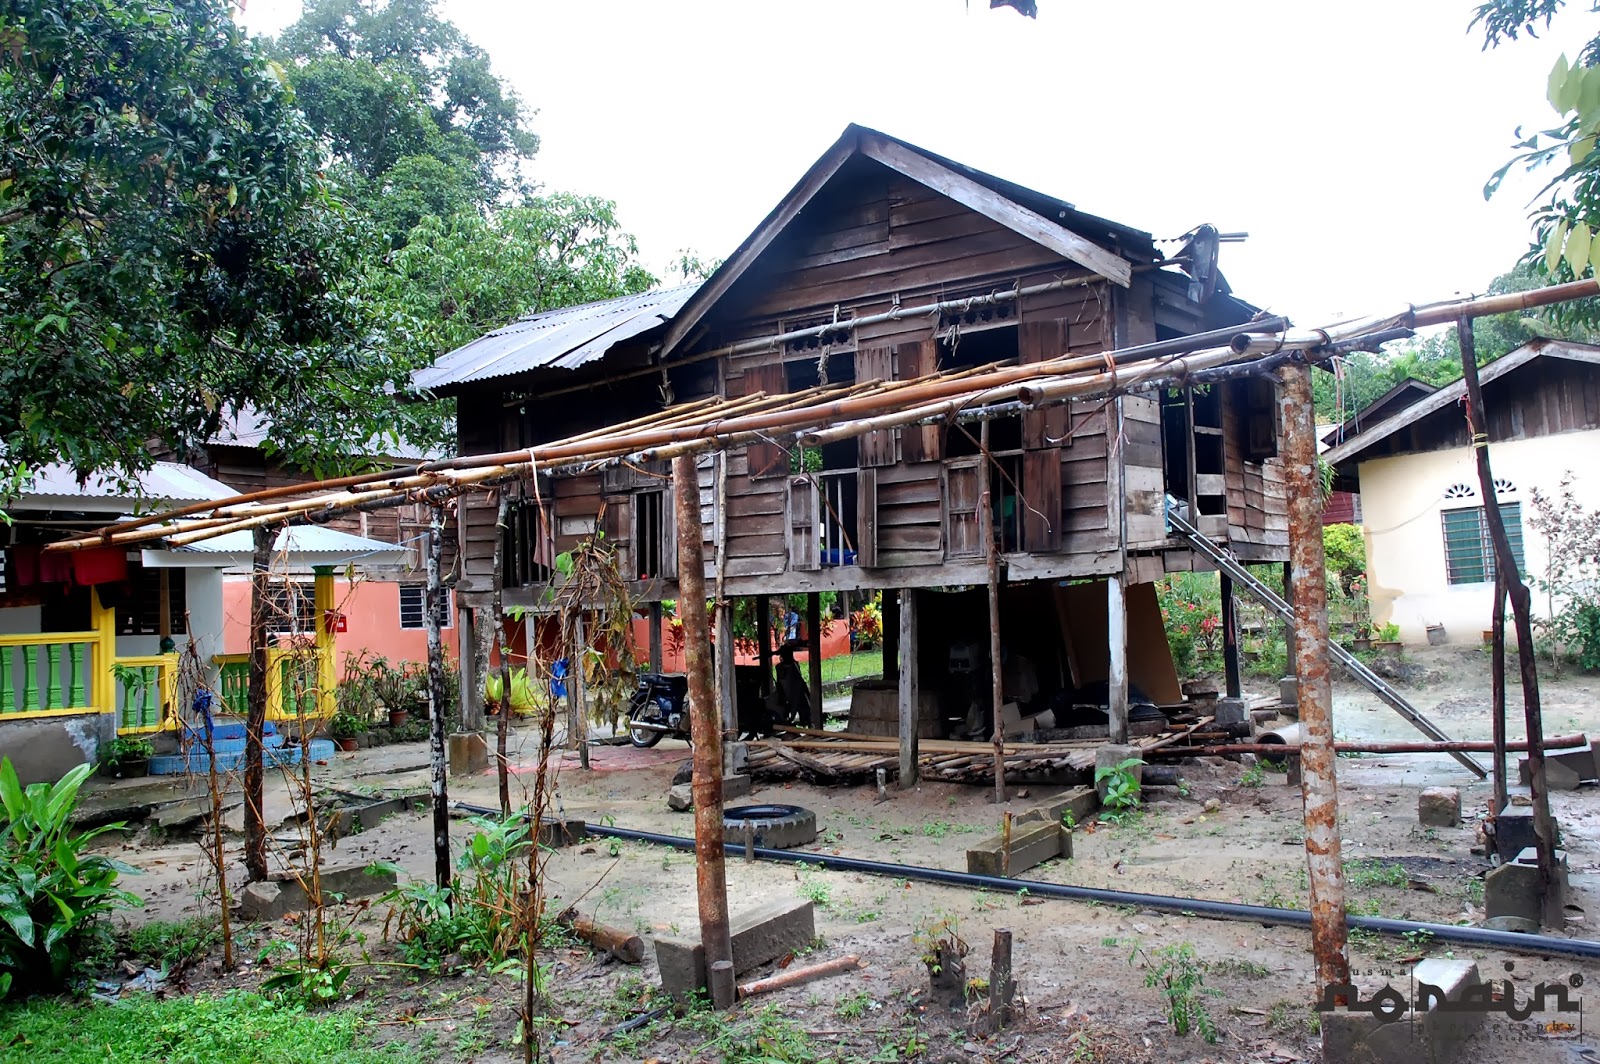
[0,759,140,996]
[1322,524,1367,596]
[1157,574,1222,679]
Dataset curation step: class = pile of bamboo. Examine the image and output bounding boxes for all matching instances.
[43,280,1600,556]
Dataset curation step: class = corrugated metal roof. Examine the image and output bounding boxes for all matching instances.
[205,407,444,462]
[412,284,698,392]
[140,526,413,570]
[16,462,237,513]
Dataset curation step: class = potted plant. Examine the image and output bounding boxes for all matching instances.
[99,736,155,779]
[1351,619,1373,652]
[328,710,367,752]
[1373,622,1403,656]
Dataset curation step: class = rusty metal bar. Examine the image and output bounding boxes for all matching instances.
[672,454,733,1008]
[1492,576,1509,817]
[1457,319,1557,889]
[1279,361,1350,991]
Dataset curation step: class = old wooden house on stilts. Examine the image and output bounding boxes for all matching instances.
[416,125,1294,771]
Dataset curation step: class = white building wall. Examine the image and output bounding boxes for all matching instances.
[1357,427,1600,644]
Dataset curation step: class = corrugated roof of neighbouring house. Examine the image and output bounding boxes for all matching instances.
[412,283,699,392]
[204,407,445,462]
[14,461,238,513]
[140,526,413,570]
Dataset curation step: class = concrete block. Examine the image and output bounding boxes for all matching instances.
[655,898,816,1002]
[1417,787,1461,828]
[1492,799,1563,863]
[666,783,693,812]
[254,862,396,915]
[1319,961,1485,1064]
[1094,745,1143,804]
[1279,676,1298,711]
[1215,697,1248,726]
[538,819,586,848]
[1015,786,1098,829]
[237,881,290,921]
[448,732,490,776]
[1411,958,1485,1064]
[723,774,752,800]
[1485,847,1568,929]
[1518,755,1585,790]
[966,820,1063,877]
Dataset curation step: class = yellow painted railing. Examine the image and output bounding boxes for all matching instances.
[0,631,101,719]
[213,649,327,723]
[112,654,179,734]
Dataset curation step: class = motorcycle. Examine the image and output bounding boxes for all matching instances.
[626,671,690,748]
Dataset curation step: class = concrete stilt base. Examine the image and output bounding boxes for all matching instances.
[448,732,490,776]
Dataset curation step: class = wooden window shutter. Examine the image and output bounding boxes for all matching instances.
[855,468,879,567]
[602,494,632,579]
[945,461,982,558]
[1021,449,1062,553]
[855,346,896,467]
[896,339,943,463]
[786,476,821,571]
[735,362,789,478]
[1020,320,1071,449]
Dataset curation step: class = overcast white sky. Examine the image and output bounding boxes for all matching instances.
[241,0,1578,326]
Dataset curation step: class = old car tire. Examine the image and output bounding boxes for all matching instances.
[722,804,817,850]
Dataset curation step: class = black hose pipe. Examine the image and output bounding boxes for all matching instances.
[505,810,1599,962]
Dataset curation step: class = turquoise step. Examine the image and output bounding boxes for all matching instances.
[150,739,336,776]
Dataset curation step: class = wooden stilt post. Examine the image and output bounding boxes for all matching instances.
[715,602,737,773]
[1107,575,1129,744]
[672,454,734,1009]
[492,493,512,817]
[243,525,271,883]
[1457,318,1556,889]
[1280,361,1350,993]
[1282,560,1297,670]
[1221,573,1242,699]
[756,595,773,698]
[648,602,664,673]
[897,588,919,788]
[982,419,1006,800]
[424,505,452,893]
[571,612,590,770]
[806,592,823,729]
[1491,576,1509,817]
[460,605,484,733]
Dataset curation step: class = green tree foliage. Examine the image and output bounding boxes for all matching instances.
[0,0,425,483]
[272,0,538,245]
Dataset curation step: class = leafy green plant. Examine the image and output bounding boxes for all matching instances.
[1095,757,1143,812]
[121,916,222,971]
[1377,622,1401,642]
[1130,942,1220,1043]
[99,735,155,772]
[1344,860,1408,888]
[0,759,141,996]
[327,709,369,740]
[1239,761,1266,788]
[259,945,352,1008]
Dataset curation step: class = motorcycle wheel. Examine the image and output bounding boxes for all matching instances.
[628,723,665,748]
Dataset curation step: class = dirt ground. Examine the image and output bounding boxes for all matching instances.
[86,644,1600,1063]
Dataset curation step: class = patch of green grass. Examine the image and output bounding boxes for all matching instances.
[120,917,221,970]
[1267,999,1321,1035]
[835,990,876,1020]
[796,874,832,910]
[0,991,420,1063]
[689,1004,814,1062]
[1211,957,1269,978]
[821,650,883,687]
[1345,896,1382,917]
[1344,860,1408,889]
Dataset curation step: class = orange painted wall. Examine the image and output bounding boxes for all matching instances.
[222,578,459,675]
[626,616,852,672]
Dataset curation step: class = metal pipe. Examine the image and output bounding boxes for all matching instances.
[1281,361,1351,990]
[510,816,1600,962]
[671,454,734,1008]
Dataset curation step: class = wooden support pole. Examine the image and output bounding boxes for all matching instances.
[648,602,663,674]
[988,928,1016,1031]
[672,454,733,1009]
[1457,318,1556,888]
[424,505,452,894]
[737,954,862,999]
[460,604,484,733]
[243,525,271,883]
[1492,576,1509,818]
[806,592,823,729]
[571,612,590,770]
[881,590,899,684]
[756,595,773,698]
[1282,561,1297,669]
[492,493,513,817]
[1220,573,1242,699]
[1279,361,1349,992]
[556,909,645,964]
[1107,575,1129,744]
[715,602,737,768]
[982,418,1006,801]
[897,588,919,788]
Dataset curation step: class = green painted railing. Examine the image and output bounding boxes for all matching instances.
[214,652,322,721]
[0,634,98,716]
[113,655,176,732]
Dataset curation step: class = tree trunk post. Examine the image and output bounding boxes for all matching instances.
[243,525,271,883]
[1221,573,1242,699]
[897,588,919,788]
[672,454,733,1009]
[806,592,823,729]
[425,505,451,893]
[1280,360,1350,992]
[1492,575,1509,818]
[1107,575,1129,744]
[492,492,512,817]
[982,419,1006,801]
[1457,317,1556,888]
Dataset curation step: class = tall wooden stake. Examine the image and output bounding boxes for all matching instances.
[806,592,823,729]
[492,492,512,816]
[243,525,271,882]
[1107,576,1129,744]
[571,611,590,770]
[672,454,733,1008]
[425,505,451,893]
[1280,361,1350,992]
[1492,576,1509,818]
[1457,318,1556,886]
[897,588,919,789]
[982,420,1006,801]
[1220,573,1242,699]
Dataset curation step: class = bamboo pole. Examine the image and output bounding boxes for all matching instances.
[243,525,271,883]
[982,421,1007,803]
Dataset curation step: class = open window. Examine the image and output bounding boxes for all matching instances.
[1161,384,1228,530]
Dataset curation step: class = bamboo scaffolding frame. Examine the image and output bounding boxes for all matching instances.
[46,279,1600,553]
